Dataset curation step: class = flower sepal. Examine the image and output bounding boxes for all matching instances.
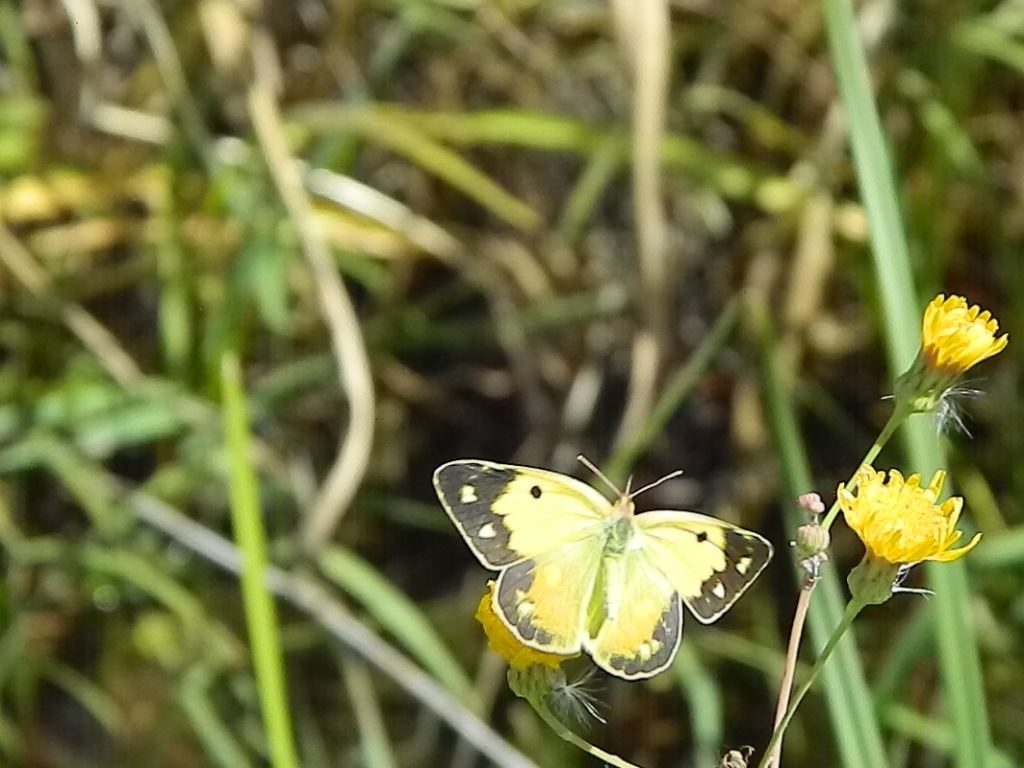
[893,364,951,415]
[847,554,902,606]
[893,294,1008,415]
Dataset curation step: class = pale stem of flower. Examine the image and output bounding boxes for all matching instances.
[820,401,913,530]
[768,577,816,767]
[757,599,867,768]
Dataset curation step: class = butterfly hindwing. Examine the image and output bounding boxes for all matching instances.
[494,538,605,656]
[586,547,682,679]
[433,460,609,568]
[636,511,773,623]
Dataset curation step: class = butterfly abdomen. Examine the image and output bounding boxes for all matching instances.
[593,517,642,623]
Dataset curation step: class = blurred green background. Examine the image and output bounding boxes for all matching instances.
[2,1,1022,767]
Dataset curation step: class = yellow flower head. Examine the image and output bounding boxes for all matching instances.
[921,294,1008,376]
[475,582,575,670]
[895,294,1008,416]
[839,466,981,565]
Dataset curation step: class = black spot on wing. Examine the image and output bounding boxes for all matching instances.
[687,530,773,623]
[604,598,682,679]
[434,462,519,567]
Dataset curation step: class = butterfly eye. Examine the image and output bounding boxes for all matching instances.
[530,486,542,499]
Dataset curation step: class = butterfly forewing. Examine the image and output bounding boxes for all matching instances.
[433,460,610,568]
[636,511,773,623]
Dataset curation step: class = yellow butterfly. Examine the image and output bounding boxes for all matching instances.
[433,459,773,680]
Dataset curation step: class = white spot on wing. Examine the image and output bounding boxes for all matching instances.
[478,523,497,539]
[460,485,478,503]
[711,581,726,600]
[735,556,753,575]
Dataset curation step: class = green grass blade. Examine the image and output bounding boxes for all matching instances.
[341,655,397,768]
[178,664,254,768]
[221,351,300,768]
[882,705,1014,768]
[78,545,206,628]
[955,17,1024,77]
[671,644,723,768]
[821,1,994,765]
[317,546,479,708]
[292,105,808,214]
[924,551,991,768]
[350,106,542,231]
[969,526,1024,569]
[555,131,628,245]
[606,296,741,482]
[0,713,20,765]
[38,660,123,738]
[756,302,887,768]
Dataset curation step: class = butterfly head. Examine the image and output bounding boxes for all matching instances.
[610,493,637,519]
[576,454,683,519]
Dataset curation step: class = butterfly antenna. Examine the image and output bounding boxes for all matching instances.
[630,469,684,499]
[576,454,626,499]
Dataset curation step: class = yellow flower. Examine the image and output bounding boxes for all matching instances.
[475,582,575,670]
[839,466,981,565]
[921,294,1008,375]
[839,466,982,605]
[895,294,1007,415]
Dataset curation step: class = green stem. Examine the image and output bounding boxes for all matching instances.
[757,599,867,768]
[820,401,913,530]
[533,701,643,768]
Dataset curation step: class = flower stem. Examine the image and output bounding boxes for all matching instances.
[758,598,867,768]
[533,700,643,768]
[768,576,816,767]
[821,401,912,530]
